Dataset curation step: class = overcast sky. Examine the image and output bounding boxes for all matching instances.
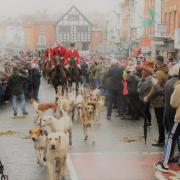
[0,0,118,17]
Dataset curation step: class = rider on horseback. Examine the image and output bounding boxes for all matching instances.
[52,42,67,69]
[65,42,81,70]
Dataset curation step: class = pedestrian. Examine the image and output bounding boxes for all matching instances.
[81,60,88,87]
[94,61,102,88]
[88,63,95,89]
[154,67,180,172]
[106,59,123,120]
[7,66,28,116]
[126,68,140,120]
[31,64,41,101]
[101,65,111,105]
[120,73,128,119]
[144,56,169,146]
[163,63,180,162]
[138,61,153,127]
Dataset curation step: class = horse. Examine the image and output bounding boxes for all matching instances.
[68,63,81,96]
[42,60,52,83]
[51,63,67,102]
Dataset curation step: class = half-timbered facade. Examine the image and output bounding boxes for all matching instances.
[55,6,92,51]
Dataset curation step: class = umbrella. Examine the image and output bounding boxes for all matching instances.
[143,115,148,144]
[141,108,147,144]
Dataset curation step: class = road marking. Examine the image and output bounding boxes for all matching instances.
[66,153,79,180]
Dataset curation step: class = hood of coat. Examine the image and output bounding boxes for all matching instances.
[155,64,169,74]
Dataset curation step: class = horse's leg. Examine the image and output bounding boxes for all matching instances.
[76,80,79,96]
[54,85,58,103]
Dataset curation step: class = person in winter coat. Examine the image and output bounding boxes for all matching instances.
[106,60,123,120]
[120,74,128,119]
[88,63,95,89]
[94,61,102,88]
[163,64,180,162]
[126,69,140,120]
[138,69,153,126]
[8,66,29,116]
[101,66,111,100]
[155,68,180,172]
[31,64,41,101]
[81,61,88,87]
[144,56,169,147]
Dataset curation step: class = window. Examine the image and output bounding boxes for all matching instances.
[38,35,46,45]
[68,14,79,21]
[76,26,88,33]
[58,26,71,33]
[39,26,45,34]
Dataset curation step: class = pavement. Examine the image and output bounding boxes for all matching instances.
[0,78,179,180]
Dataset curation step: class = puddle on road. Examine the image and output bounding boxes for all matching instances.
[121,135,144,143]
[0,130,18,136]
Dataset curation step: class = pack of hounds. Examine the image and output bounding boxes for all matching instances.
[29,86,105,180]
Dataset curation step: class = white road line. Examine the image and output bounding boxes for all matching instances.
[66,153,79,180]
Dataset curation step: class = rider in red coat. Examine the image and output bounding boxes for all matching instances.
[65,43,81,69]
[52,43,67,66]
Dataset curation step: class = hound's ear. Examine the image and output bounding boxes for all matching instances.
[59,136,61,143]
[40,129,43,135]
[29,130,32,134]
[44,130,48,136]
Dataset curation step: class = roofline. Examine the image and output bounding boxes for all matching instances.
[55,5,93,26]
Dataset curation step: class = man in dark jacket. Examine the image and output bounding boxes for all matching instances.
[81,61,88,87]
[138,69,153,126]
[106,60,123,120]
[126,70,140,120]
[8,66,28,116]
[31,65,41,100]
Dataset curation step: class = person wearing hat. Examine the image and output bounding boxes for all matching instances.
[138,61,153,127]
[126,67,140,120]
[7,66,29,116]
[144,56,169,147]
[65,43,81,69]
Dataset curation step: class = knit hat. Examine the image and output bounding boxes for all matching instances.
[156,55,164,62]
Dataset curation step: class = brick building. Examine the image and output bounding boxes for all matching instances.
[91,28,104,51]
[23,19,55,50]
[121,0,131,43]
[162,0,180,58]
[144,0,155,37]
[163,0,180,36]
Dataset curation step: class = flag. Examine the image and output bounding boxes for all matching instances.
[142,8,156,28]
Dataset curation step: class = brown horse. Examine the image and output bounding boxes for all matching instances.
[42,60,52,83]
[51,63,67,102]
[68,63,81,96]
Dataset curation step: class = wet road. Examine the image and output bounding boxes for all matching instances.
[0,79,165,180]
